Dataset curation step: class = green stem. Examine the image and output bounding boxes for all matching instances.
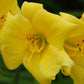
[15,69,20,84]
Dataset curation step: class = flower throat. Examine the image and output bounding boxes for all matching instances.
[27,34,46,53]
[64,37,84,65]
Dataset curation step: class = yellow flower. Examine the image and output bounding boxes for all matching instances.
[0,0,20,32]
[0,2,76,84]
[60,12,84,84]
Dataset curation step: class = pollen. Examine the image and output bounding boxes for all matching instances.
[26,34,45,53]
[0,15,4,19]
[77,43,79,47]
[9,10,13,15]
[64,39,84,62]
[82,40,84,42]
[79,47,81,51]
[76,40,84,52]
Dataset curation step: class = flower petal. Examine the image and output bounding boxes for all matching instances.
[21,1,43,21]
[0,0,20,15]
[23,45,73,84]
[71,63,84,84]
[0,13,34,70]
[0,0,20,32]
[80,13,84,21]
[60,12,84,39]
[60,12,81,24]
[32,9,77,49]
[23,45,61,84]
[58,49,74,76]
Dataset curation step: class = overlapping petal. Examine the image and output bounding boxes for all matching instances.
[60,12,81,24]
[23,45,61,84]
[0,13,34,70]
[81,13,84,21]
[23,45,73,84]
[0,0,20,16]
[0,0,20,32]
[71,62,84,84]
[60,12,84,37]
[21,1,43,21]
[32,9,77,50]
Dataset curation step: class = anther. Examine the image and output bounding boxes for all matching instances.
[32,40,34,43]
[32,37,35,39]
[27,35,45,53]
[9,10,13,14]
[79,47,81,51]
[27,36,30,40]
[36,42,38,45]
[77,43,79,47]
[9,10,11,12]
[82,40,84,42]
[0,15,4,19]
[30,37,31,40]
[35,37,38,40]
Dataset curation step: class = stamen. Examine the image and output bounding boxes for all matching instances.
[64,38,84,59]
[30,37,31,40]
[32,40,34,43]
[79,47,81,51]
[77,43,79,47]
[9,10,13,14]
[27,36,30,40]
[36,42,39,45]
[35,37,38,40]
[32,37,35,39]
[9,10,11,12]
[27,35,45,53]
[82,40,84,42]
[0,15,4,19]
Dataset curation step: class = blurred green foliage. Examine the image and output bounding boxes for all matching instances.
[0,0,84,84]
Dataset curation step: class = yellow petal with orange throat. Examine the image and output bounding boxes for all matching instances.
[21,1,43,21]
[0,13,34,70]
[32,9,77,50]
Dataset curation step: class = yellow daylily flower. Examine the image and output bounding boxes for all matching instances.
[0,0,20,32]
[0,2,76,84]
[60,12,84,84]
[81,13,84,21]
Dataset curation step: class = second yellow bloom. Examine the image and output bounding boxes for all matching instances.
[0,1,76,84]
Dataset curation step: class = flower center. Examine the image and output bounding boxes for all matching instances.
[64,38,84,65]
[27,34,46,53]
[64,39,84,57]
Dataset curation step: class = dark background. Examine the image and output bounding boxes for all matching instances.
[0,0,84,84]
[18,0,84,18]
